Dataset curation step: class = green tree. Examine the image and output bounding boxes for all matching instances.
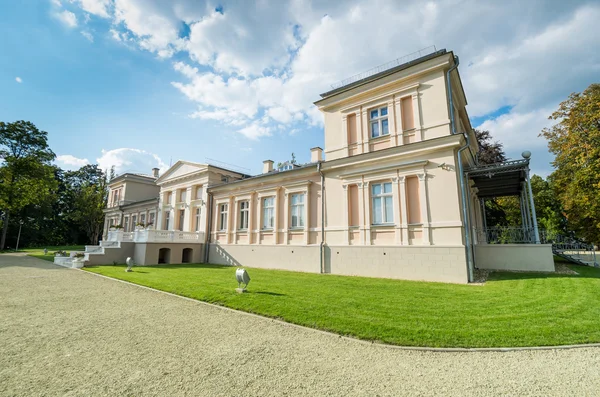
[475,129,507,165]
[0,121,56,250]
[64,164,111,244]
[541,83,600,244]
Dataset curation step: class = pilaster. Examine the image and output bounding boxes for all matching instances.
[398,176,409,245]
[418,173,431,245]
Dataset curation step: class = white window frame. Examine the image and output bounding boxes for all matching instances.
[132,215,137,228]
[262,197,275,230]
[369,106,389,138]
[124,216,129,232]
[140,213,146,225]
[164,211,170,230]
[194,208,201,232]
[290,193,305,228]
[149,212,155,225]
[239,201,249,230]
[219,203,228,231]
[371,182,394,225]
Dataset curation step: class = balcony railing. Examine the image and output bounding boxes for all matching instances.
[474,227,537,244]
[107,229,205,243]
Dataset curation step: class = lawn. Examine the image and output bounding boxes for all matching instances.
[84,263,600,348]
[20,246,86,262]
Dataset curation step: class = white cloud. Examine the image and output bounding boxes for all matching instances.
[15,77,22,83]
[70,0,111,18]
[62,0,600,175]
[50,0,62,7]
[56,154,90,169]
[81,31,94,42]
[54,9,78,28]
[96,148,167,175]
[237,123,272,140]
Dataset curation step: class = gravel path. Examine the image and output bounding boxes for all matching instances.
[1,254,600,396]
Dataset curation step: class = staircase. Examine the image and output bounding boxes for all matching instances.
[546,234,599,267]
[53,240,126,268]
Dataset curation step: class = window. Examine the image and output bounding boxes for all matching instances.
[149,212,155,225]
[179,189,187,203]
[290,193,305,228]
[262,197,275,230]
[239,201,249,230]
[124,217,129,232]
[219,203,228,231]
[132,215,137,228]
[371,182,394,224]
[140,214,146,225]
[369,106,389,138]
[195,208,201,232]
[196,186,203,200]
[164,210,170,230]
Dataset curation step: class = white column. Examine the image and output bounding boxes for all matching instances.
[398,176,409,245]
[227,197,234,244]
[387,99,398,148]
[526,169,540,244]
[249,192,256,244]
[342,184,349,245]
[304,185,310,245]
[412,92,422,142]
[183,187,192,231]
[363,181,371,245]
[357,182,365,245]
[274,188,280,245]
[395,97,403,146]
[392,177,401,245]
[232,199,239,244]
[418,173,431,245]
[283,192,290,245]
[361,109,369,154]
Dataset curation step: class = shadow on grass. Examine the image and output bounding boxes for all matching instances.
[87,263,232,270]
[253,291,286,297]
[489,264,600,281]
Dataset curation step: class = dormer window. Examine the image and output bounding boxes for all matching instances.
[370,106,389,138]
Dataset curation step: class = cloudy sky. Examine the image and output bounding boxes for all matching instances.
[1,0,598,176]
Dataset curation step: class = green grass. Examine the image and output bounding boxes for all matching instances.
[84,263,600,348]
[19,245,86,262]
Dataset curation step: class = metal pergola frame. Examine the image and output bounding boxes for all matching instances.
[465,157,540,244]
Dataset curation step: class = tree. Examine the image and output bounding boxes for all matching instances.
[541,83,600,244]
[475,129,506,165]
[64,164,111,245]
[0,121,56,249]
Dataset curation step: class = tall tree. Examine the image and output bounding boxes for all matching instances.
[0,121,56,249]
[65,164,111,244]
[541,84,600,244]
[475,129,507,165]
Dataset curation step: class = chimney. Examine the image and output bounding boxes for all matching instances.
[263,160,274,174]
[310,147,323,163]
[152,168,159,178]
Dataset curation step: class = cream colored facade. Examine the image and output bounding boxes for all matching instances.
[95,49,552,282]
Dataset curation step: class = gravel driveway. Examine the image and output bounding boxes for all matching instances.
[1,254,600,396]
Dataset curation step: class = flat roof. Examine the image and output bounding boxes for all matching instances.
[467,159,529,198]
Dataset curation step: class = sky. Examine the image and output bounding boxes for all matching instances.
[1,0,599,177]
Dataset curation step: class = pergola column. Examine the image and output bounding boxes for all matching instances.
[526,169,540,244]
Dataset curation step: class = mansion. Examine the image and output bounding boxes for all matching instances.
[94,49,554,283]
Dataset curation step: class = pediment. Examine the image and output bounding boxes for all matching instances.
[156,161,208,184]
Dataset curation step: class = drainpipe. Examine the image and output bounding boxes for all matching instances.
[204,192,213,264]
[447,55,474,282]
[318,162,325,273]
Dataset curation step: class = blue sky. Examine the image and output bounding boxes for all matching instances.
[1,0,599,177]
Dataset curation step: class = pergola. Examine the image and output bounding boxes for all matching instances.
[465,153,540,244]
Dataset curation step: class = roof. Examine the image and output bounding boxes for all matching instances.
[109,172,156,185]
[209,162,318,190]
[466,159,530,198]
[318,48,448,99]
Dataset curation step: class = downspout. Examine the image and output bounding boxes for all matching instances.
[447,55,474,282]
[203,192,213,264]
[318,162,325,273]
